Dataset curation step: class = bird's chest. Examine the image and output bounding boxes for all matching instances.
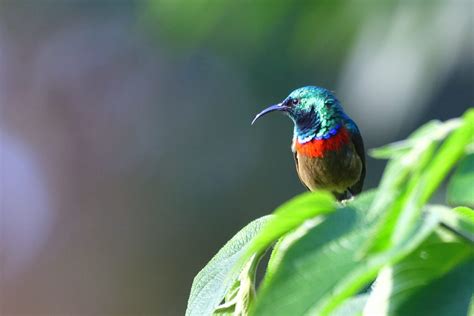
[294,129,362,192]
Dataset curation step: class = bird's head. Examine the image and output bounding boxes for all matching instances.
[252,86,344,142]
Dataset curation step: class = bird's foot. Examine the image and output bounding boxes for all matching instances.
[339,196,354,206]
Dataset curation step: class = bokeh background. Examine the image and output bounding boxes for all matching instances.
[0,1,472,315]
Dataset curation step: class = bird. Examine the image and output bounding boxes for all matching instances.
[252,86,365,201]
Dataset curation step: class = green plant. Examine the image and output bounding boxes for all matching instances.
[186,109,474,316]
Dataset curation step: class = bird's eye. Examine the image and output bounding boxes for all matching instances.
[325,99,334,107]
[291,98,299,105]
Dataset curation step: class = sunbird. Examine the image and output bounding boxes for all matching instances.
[252,86,366,201]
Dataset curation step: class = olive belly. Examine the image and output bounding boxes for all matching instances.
[296,143,362,193]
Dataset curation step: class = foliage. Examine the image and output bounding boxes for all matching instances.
[186,109,474,316]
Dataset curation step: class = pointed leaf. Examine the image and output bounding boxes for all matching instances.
[251,193,440,316]
[186,216,271,316]
[239,191,335,269]
[420,109,474,203]
[431,205,474,243]
[369,119,461,159]
[396,260,474,316]
[447,154,474,208]
[331,294,368,316]
[364,226,474,315]
[366,110,474,255]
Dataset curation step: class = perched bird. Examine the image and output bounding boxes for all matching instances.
[252,86,365,201]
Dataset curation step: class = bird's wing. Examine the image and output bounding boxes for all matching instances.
[293,151,310,191]
[348,131,366,195]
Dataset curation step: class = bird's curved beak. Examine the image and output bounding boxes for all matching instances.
[251,103,290,125]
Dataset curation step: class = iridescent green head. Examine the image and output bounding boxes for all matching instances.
[252,86,346,143]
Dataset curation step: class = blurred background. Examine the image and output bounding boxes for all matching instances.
[0,1,472,315]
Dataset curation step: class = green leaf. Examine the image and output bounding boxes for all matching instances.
[365,111,474,255]
[432,206,474,242]
[331,294,368,316]
[239,191,335,269]
[188,111,474,316]
[366,117,450,223]
[420,109,474,203]
[396,260,474,316]
[448,154,474,208]
[369,119,461,159]
[263,209,333,285]
[214,253,261,316]
[213,305,234,316]
[364,228,474,315]
[454,206,474,224]
[369,120,443,159]
[365,142,435,253]
[251,193,440,316]
[264,236,286,282]
[186,216,271,316]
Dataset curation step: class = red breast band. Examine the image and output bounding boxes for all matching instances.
[295,127,350,158]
